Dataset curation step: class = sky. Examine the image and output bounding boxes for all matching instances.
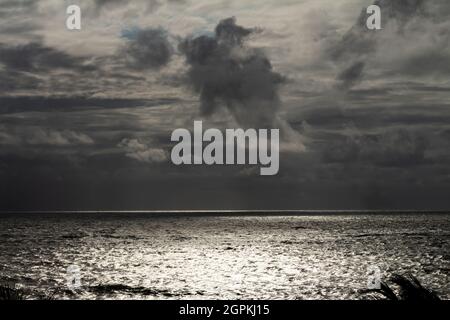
[1,0,450,211]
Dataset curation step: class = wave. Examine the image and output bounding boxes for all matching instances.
[85,284,190,297]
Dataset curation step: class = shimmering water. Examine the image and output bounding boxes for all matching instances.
[0,213,448,300]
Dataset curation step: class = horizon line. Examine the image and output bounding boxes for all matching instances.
[1,209,449,214]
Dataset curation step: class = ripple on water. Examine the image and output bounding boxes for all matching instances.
[0,213,448,300]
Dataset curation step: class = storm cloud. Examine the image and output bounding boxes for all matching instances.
[0,42,93,72]
[337,61,365,89]
[179,17,284,128]
[323,128,428,167]
[0,41,97,95]
[331,0,450,87]
[1,1,450,210]
[120,28,174,70]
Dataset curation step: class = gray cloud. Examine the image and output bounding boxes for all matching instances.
[179,17,284,127]
[366,0,425,24]
[0,42,93,72]
[393,51,450,77]
[0,0,36,18]
[93,0,137,13]
[330,0,450,88]
[0,126,94,147]
[93,0,185,14]
[323,128,428,167]
[120,28,174,70]
[337,61,365,89]
[0,70,40,92]
[0,96,152,114]
[332,0,425,59]
[1,1,450,210]
[94,0,128,7]
[26,129,94,146]
[118,138,167,163]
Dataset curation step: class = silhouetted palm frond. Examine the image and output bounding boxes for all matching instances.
[390,273,440,300]
[360,273,440,300]
[0,284,24,300]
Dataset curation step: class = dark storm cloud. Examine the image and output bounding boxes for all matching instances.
[330,0,450,87]
[120,28,174,70]
[392,52,450,77]
[0,21,40,35]
[0,42,94,72]
[0,96,180,114]
[179,17,284,127]
[337,61,365,89]
[297,103,450,133]
[0,70,40,92]
[0,42,88,94]
[0,41,158,95]
[215,16,254,46]
[332,0,426,60]
[322,129,428,167]
[1,1,450,211]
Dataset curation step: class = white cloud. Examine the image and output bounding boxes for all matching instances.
[26,129,94,146]
[0,126,94,146]
[118,138,167,163]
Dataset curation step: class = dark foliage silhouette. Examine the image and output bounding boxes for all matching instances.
[361,273,441,300]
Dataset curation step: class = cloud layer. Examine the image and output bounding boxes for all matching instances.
[1,0,450,210]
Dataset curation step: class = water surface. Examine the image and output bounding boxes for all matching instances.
[0,213,448,299]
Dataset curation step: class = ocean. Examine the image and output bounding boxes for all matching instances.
[0,212,448,300]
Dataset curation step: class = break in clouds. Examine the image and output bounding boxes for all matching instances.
[1,0,450,210]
